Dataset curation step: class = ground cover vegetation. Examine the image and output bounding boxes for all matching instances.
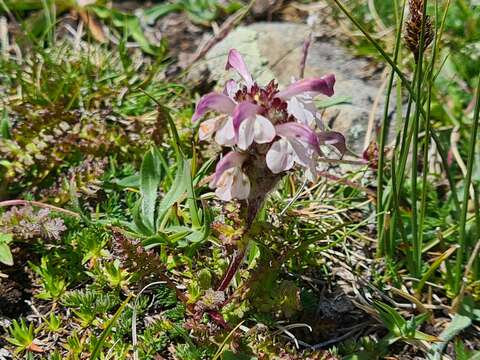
[0,0,479,359]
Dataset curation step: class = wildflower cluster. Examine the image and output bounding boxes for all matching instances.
[192,49,345,202]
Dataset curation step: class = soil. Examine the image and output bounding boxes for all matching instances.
[0,246,36,319]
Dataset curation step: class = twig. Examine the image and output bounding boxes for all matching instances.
[0,200,80,218]
[364,69,389,150]
[450,126,475,200]
[186,0,256,69]
[317,157,367,166]
[317,171,377,198]
[310,328,363,350]
[299,32,312,79]
[451,237,480,313]
[132,281,167,360]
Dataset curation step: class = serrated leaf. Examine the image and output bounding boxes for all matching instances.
[140,147,164,232]
[184,159,200,229]
[115,173,140,188]
[131,200,154,236]
[156,159,189,227]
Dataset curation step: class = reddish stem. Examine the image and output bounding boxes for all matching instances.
[216,248,247,291]
[0,200,80,217]
[207,310,230,329]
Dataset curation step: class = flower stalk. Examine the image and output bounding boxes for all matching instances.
[193,49,346,292]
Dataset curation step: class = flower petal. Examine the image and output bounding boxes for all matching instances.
[225,49,254,88]
[229,168,251,200]
[192,93,236,122]
[214,118,236,146]
[237,117,255,150]
[287,96,317,127]
[223,79,239,99]
[214,169,235,201]
[266,138,295,174]
[199,117,224,141]
[276,74,335,99]
[275,122,320,153]
[210,151,248,187]
[304,163,318,182]
[253,115,276,144]
[232,101,260,139]
[288,137,315,167]
[317,131,347,157]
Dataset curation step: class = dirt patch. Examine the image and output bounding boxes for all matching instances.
[0,246,36,319]
[293,286,374,349]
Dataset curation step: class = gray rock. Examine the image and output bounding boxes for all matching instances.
[195,22,397,154]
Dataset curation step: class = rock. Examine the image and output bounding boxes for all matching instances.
[194,22,397,154]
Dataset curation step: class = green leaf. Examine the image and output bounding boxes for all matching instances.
[114,174,140,188]
[315,95,352,109]
[221,350,257,360]
[90,6,159,55]
[184,159,200,229]
[458,296,480,321]
[131,200,154,236]
[374,301,406,337]
[140,147,164,232]
[247,242,260,269]
[142,3,184,25]
[166,227,192,244]
[3,0,45,11]
[183,0,218,25]
[412,330,439,342]
[428,312,472,360]
[124,15,158,55]
[0,233,13,244]
[1,109,11,139]
[156,159,189,227]
[0,233,13,266]
[90,294,132,360]
[0,242,13,266]
[142,232,170,250]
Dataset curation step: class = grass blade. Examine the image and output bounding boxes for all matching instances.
[454,76,480,293]
[90,293,133,360]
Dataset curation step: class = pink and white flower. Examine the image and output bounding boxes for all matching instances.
[266,122,320,178]
[192,48,345,201]
[209,151,250,201]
